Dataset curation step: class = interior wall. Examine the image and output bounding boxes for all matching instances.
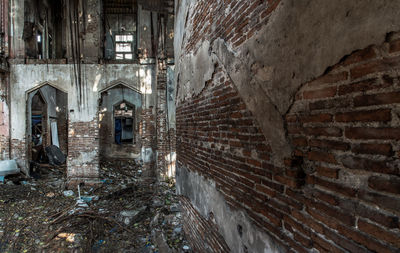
[175,0,400,252]
[56,89,68,154]
[9,63,156,179]
[6,0,175,184]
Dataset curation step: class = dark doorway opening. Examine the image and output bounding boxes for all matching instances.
[27,84,68,177]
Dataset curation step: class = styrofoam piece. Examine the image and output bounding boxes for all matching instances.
[0,160,20,176]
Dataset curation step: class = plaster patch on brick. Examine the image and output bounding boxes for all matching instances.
[176,40,217,102]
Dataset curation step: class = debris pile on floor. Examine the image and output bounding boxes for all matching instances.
[0,161,190,252]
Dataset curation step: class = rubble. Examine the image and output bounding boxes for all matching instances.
[0,160,190,252]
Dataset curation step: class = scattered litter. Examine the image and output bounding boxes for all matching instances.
[0,160,20,178]
[0,160,190,252]
[45,145,66,166]
[63,190,74,197]
[46,192,55,198]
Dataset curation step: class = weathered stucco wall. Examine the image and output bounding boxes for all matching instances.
[175,0,400,252]
[9,63,156,176]
[176,0,400,165]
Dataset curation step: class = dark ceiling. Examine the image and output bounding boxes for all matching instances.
[104,0,174,15]
[104,0,137,14]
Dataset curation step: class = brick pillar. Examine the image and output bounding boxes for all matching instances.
[0,74,9,160]
[67,117,99,185]
[156,60,168,181]
[141,107,156,177]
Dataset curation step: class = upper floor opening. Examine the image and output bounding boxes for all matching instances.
[17,0,174,63]
[104,0,138,61]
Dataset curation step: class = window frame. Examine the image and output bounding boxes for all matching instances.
[113,100,135,145]
[114,33,135,60]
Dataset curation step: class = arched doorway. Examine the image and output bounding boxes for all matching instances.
[98,83,142,160]
[27,84,68,173]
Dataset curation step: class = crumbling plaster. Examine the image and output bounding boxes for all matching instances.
[9,63,156,173]
[10,63,155,140]
[177,165,284,253]
[175,0,400,165]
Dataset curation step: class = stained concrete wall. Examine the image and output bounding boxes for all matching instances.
[175,0,400,252]
[10,63,156,174]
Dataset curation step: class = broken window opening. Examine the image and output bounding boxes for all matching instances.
[23,0,65,59]
[114,101,135,144]
[115,34,134,60]
[103,0,138,60]
[37,31,43,59]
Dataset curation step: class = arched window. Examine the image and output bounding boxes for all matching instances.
[114,101,135,144]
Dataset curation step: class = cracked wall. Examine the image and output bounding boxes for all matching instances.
[175,0,400,252]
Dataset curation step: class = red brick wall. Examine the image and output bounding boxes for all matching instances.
[185,0,281,51]
[180,196,230,252]
[156,63,168,179]
[141,107,156,176]
[285,39,400,252]
[0,75,9,160]
[67,118,99,182]
[11,138,26,168]
[0,100,9,159]
[57,112,68,154]
[177,31,400,253]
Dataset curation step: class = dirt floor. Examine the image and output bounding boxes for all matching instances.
[0,161,190,252]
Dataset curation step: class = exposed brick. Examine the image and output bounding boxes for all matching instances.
[358,190,400,212]
[342,46,377,66]
[307,151,337,164]
[309,97,351,111]
[308,71,348,87]
[315,166,339,179]
[345,127,400,140]
[338,78,390,95]
[335,109,391,122]
[292,137,308,147]
[340,155,398,175]
[309,175,357,197]
[179,4,400,252]
[298,113,332,123]
[358,219,400,248]
[180,196,230,252]
[309,139,349,151]
[368,175,400,195]
[356,203,399,229]
[303,86,337,100]
[337,224,395,253]
[354,91,400,107]
[350,56,400,80]
[304,127,342,137]
[389,39,400,53]
[352,143,393,156]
